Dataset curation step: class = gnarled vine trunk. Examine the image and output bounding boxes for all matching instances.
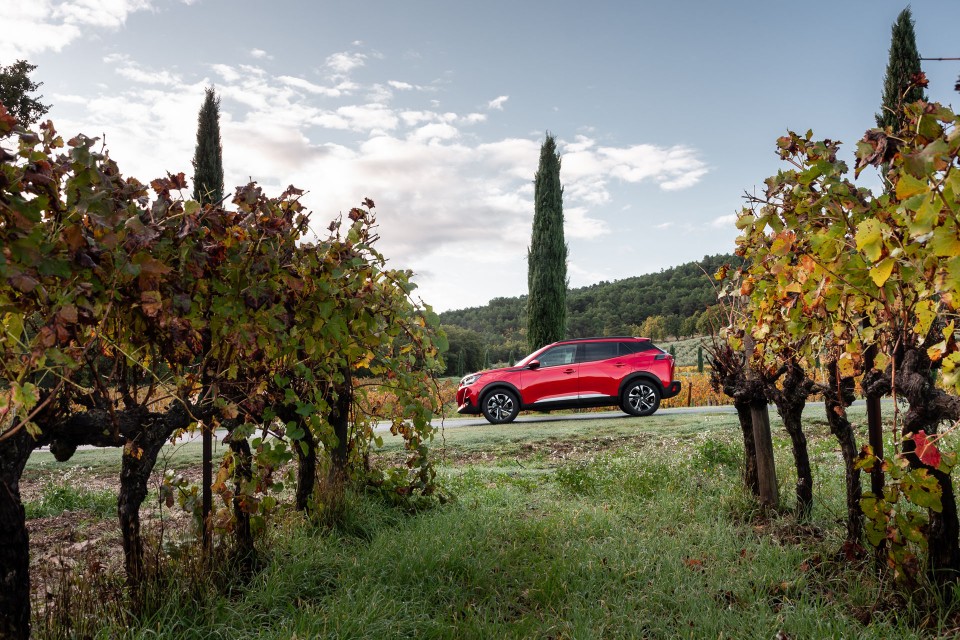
[294,420,317,512]
[710,346,760,497]
[734,399,760,497]
[896,347,960,586]
[823,361,862,545]
[328,366,353,485]
[117,404,192,600]
[766,362,815,520]
[230,437,255,577]
[0,431,37,640]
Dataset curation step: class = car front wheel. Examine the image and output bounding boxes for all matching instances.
[481,389,520,424]
[621,381,660,417]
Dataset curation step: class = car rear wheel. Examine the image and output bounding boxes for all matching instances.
[481,389,520,424]
[621,380,660,417]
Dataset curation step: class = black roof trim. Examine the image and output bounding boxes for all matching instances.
[557,336,650,343]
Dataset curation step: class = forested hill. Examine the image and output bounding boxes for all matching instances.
[440,253,735,342]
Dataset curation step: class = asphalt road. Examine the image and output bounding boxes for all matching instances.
[430,404,738,430]
[47,400,884,450]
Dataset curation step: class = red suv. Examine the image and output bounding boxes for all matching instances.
[456,337,681,424]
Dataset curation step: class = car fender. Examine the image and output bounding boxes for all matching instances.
[618,373,664,398]
[479,381,523,406]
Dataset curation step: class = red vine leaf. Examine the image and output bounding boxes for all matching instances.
[913,431,942,469]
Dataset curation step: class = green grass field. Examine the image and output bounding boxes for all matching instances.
[24,404,960,639]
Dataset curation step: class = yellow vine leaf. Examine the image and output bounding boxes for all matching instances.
[870,259,895,287]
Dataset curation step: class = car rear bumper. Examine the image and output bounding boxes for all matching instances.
[662,380,682,399]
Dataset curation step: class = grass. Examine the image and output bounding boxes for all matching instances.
[24,472,117,520]
[27,402,960,638]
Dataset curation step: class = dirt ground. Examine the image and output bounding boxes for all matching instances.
[24,467,201,612]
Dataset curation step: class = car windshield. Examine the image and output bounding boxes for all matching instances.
[514,348,544,367]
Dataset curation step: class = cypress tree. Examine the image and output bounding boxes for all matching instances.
[876,8,926,132]
[191,89,224,556]
[527,133,567,352]
[192,87,224,205]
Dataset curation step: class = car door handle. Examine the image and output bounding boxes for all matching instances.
[564,368,576,374]
[614,363,626,368]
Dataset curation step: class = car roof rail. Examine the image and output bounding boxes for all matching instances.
[558,336,649,343]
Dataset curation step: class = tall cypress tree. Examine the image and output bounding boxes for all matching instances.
[192,87,224,205]
[527,133,567,352]
[191,90,223,556]
[876,7,926,132]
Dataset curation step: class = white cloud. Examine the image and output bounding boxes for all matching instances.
[655,222,674,230]
[399,110,436,127]
[107,56,182,86]
[278,75,341,97]
[388,80,414,90]
[313,104,399,133]
[565,206,609,239]
[44,47,710,311]
[565,141,708,194]
[564,135,595,153]
[711,214,738,229]
[366,84,394,104]
[1,0,153,59]
[326,51,366,76]
[250,48,271,60]
[488,95,509,110]
[408,123,459,143]
[211,64,241,83]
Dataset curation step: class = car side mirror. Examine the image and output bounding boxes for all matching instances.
[527,360,541,370]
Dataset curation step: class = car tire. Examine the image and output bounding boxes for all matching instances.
[620,380,660,417]
[481,389,520,424]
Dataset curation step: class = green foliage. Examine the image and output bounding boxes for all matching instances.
[856,439,957,582]
[0,60,49,127]
[440,254,733,352]
[191,87,224,205]
[24,477,116,519]
[527,133,567,351]
[440,324,485,376]
[0,110,446,629]
[729,100,960,582]
[553,454,674,499]
[876,8,926,133]
[695,437,741,470]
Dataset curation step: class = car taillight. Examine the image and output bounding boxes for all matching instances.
[655,354,670,361]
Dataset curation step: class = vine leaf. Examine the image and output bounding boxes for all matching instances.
[913,431,942,469]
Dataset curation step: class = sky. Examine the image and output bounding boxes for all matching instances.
[4,1,960,312]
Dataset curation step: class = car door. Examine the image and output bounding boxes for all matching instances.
[577,341,626,400]
[519,344,579,405]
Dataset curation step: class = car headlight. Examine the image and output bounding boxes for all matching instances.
[459,373,482,387]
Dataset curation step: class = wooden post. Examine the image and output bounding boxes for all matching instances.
[202,422,212,555]
[743,334,779,510]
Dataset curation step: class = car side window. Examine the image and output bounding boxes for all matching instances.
[619,341,653,355]
[538,345,577,367]
[582,342,618,362]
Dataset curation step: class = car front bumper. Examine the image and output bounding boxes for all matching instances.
[456,387,481,414]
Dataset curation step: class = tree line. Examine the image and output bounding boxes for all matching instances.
[439,254,732,375]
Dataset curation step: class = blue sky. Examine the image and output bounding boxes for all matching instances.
[5,1,960,311]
